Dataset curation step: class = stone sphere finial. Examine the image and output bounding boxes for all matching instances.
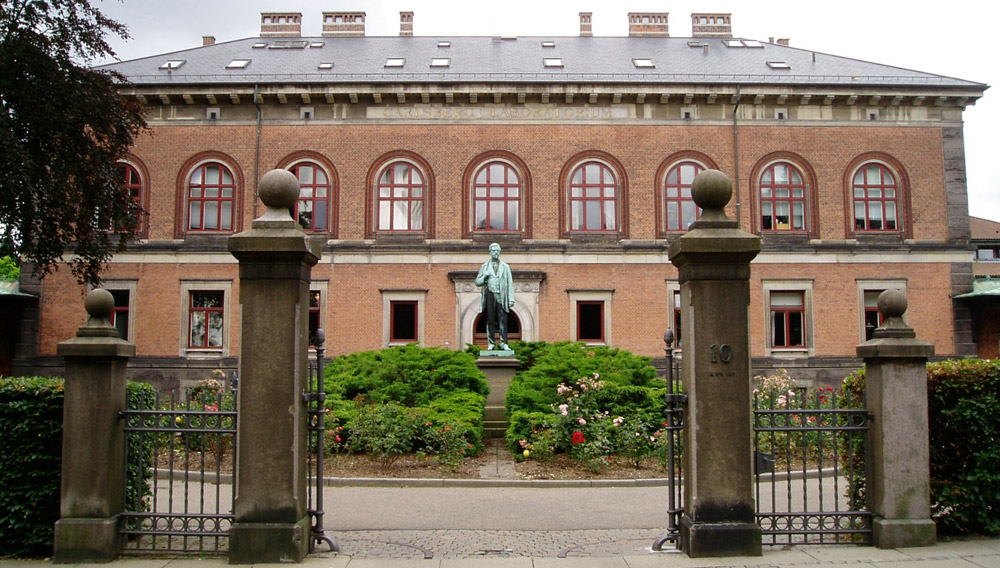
[690,169,733,222]
[877,289,907,319]
[84,288,114,320]
[258,169,299,220]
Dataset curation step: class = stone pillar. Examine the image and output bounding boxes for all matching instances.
[669,170,762,557]
[228,169,319,563]
[53,289,134,563]
[856,290,936,548]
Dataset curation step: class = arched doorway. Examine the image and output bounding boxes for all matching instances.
[472,311,521,347]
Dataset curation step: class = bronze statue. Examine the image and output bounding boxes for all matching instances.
[475,243,515,350]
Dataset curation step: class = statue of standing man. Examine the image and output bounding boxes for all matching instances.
[475,243,515,351]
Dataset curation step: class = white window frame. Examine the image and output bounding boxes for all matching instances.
[92,280,137,342]
[381,290,426,347]
[567,290,614,346]
[179,280,232,357]
[762,280,813,357]
[856,279,906,343]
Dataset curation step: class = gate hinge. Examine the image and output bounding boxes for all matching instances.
[302,392,326,404]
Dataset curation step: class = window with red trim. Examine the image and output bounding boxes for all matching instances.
[390,301,418,343]
[289,162,329,232]
[569,162,618,232]
[377,162,425,232]
[770,291,805,348]
[187,163,235,231]
[472,161,521,232]
[853,163,900,231]
[118,163,143,231]
[577,301,605,342]
[189,291,224,348]
[664,161,703,232]
[760,162,807,231]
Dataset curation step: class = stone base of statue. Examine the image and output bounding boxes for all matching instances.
[477,351,518,438]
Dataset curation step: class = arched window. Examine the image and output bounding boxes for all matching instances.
[663,161,704,232]
[117,161,144,232]
[376,161,426,232]
[569,161,618,232]
[472,161,521,232]
[288,161,330,232]
[852,163,900,231]
[187,162,236,232]
[759,162,808,231]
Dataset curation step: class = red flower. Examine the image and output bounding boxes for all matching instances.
[571,431,586,445]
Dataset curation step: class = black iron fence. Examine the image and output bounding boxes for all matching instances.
[653,333,685,551]
[120,383,237,554]
[753,386,871,545]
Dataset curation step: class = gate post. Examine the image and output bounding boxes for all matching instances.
[53,289,134,563]
[857,290,936,548]
[669,170,762,557]
[228,170,319,563]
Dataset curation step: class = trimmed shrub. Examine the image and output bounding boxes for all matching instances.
[926,359,1000,535]
[503,343,667,467]
[505,342,661,415]
[0,377,155,557]
[323,345,488,458]
[0,376,63,557]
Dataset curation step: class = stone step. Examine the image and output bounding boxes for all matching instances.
[484,406,506,421]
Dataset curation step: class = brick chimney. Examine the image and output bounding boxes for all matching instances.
[322,12,366,37]
[628,13,669,37]
[579,12,593,37]
[260,12,302,37]
[202,35,216,46]
[400,11,413,36]
[691,13,732,38]
[777,38,790,46]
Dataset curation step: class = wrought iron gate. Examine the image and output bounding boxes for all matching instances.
[753,385,871,545]
[305,329,338,553]
[120,378,238,553]
[652,331,685,551]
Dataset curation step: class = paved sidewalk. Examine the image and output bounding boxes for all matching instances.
[2,536,998,567]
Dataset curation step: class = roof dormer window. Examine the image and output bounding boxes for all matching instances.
[226,59,251,69]
[159,60,185,70]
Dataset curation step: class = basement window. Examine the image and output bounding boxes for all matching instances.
[543,58,564,68]
[159,60,186,70]
[226,59,251,69]
[385,58,406,68]
[632,58,655,68]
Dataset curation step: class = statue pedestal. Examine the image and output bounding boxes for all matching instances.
[477,353,518,438]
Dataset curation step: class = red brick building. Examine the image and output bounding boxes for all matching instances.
[12,11,988,388]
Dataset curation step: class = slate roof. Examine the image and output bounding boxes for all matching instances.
[98,35,987,90]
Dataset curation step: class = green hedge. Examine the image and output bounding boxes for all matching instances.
[0,377,156,558]
[926,359,1000,534]
[841,359,1000,535]
[503,342,667,465]
[323,345,489,454]
[505,341,661,415]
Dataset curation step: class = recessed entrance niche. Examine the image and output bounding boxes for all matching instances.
[449,270,544,349]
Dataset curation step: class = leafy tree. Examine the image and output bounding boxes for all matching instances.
[0,255,18,281]
[0,0,147,286]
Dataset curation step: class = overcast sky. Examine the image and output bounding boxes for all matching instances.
[94,0,999,223]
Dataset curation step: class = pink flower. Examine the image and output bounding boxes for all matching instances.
[559,404,569,416]
[335,435,342,443]
[578,417,586,425]
[519,439,527,448]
